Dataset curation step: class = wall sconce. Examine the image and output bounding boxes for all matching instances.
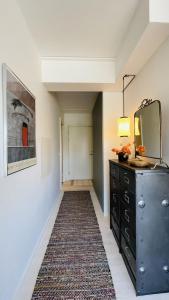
[118,74,135,137]
[117,116,130,137]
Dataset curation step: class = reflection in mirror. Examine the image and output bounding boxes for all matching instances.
[134,100,161,159]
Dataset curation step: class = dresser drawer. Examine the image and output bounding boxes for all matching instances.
[121,199,136,232]
[110,163,119,179]
[120,168,135,193]
[110,214,120,242]
[110,193,120,223]
[110,176,119,192]
[111,192,119,206]
[121,235,136,277]
[121,189,135,209]
[110,204,119,224]
[121,219,136,255]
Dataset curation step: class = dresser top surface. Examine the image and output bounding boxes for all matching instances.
[109,159,169,174]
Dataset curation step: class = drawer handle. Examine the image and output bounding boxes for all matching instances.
[125,246,131,260]
[113,207,117,218]
[125,209,129,223]
[111,170,115,176]
[113,180,116,188]
[124,193,130,204]
[111,167,116,174]
[113,193,117,203]
[125,228,130,242]
[124,176,129,184]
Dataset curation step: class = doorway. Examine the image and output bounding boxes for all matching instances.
[68,126,93,180]
[57,92,98,183]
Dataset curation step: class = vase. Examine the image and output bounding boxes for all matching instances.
[118,152,129,162]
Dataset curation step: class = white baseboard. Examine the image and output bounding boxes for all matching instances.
[13,191,63,300]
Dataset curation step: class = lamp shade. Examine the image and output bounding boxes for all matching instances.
[118,116,130,137]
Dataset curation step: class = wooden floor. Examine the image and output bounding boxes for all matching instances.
[62,180,93,191]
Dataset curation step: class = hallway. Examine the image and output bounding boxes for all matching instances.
[1,1,169,299]
[30,185,169,300]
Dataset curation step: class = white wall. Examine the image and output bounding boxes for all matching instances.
[98,33,169,217]
[116,0,149,77]
[116,0,169,79]
[149,0,169,23]
[0,1,60,299]
[42,57,115,85]
[102,92,123,216]
[63,113,92,181]
[125,36,169,165]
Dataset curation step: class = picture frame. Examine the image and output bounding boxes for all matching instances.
[2,64,37,175]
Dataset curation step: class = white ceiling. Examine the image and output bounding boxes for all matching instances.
[17,0,139,58]
[56,92,98,113]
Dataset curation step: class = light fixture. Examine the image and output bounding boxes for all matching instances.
[118,74,135,137]
[117,116,130,137]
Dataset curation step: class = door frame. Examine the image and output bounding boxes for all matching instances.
[59,117,63,187]
[68,125,93,180]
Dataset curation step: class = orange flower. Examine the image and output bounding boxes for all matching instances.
[136,145,145,153]
[112,148,120,154]
[112,143,131,155]
[121,144,131,155]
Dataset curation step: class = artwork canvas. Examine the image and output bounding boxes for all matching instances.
[3,64,36,175]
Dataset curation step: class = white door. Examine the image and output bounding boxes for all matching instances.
[68,126,93,180]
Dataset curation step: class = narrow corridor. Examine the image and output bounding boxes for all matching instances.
[32,190,115,299]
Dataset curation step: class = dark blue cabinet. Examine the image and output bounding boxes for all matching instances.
[93,93,104,211]
[110,160,169,296]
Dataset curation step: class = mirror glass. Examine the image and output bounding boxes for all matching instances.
[134,100,161,159]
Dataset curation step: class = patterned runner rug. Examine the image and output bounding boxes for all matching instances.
[31,191,116,299]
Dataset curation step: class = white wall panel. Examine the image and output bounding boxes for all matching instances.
[126,36,169,164]
[0,1,61,299]
[102,92,122,216]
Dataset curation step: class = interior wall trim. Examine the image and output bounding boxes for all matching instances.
[41,56,115,62]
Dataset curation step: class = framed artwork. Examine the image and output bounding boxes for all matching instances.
[3,64,36,175]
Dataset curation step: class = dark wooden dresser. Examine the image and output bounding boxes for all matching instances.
[109,159,169,296]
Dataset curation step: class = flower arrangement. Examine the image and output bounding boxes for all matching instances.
[112,143,131,155]
[112,143,131,162]
[136,145,145,155]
